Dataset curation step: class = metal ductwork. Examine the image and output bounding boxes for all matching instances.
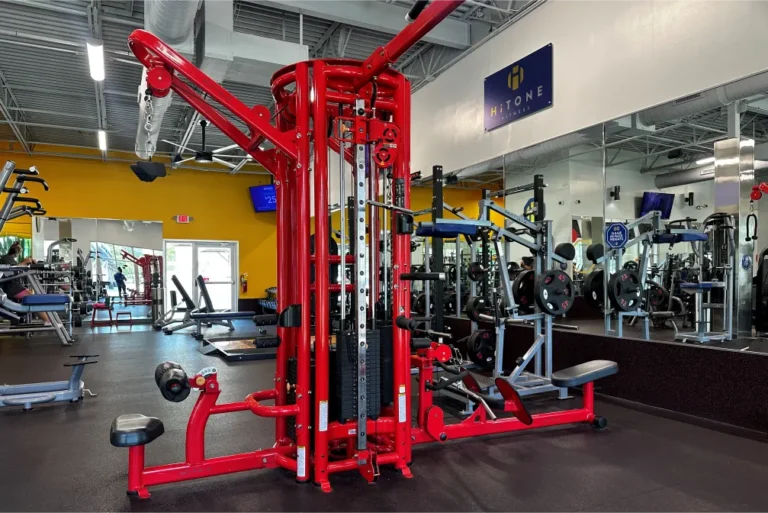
[135,0,200,160]
[638,71,768,126]
[457,132,593,179]
[655,161,768,189]
[144,0,200,45]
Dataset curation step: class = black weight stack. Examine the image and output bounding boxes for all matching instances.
[330,330,381,423]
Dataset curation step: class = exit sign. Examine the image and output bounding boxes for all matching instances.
[173,215,192,224]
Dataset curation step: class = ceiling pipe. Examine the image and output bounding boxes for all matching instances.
[638,71,768,126]
[655,160,768,189]
[135,0,201,160]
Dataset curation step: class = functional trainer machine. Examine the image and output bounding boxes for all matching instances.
[110,1,618,497]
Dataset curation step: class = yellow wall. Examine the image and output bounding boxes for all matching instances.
[0,152,274,298]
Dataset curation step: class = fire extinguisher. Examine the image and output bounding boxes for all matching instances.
[240,273,248,294]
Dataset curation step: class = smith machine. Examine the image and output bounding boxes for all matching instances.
[110,0,618,497]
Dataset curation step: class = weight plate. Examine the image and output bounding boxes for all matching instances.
[646,280,669,311]
[467,330,495,370]
[623,261,639,272]
[73,315,82,328]
[607,269,641,312]
[583,270,605,309]
[444,291,457,315]
[534,270,574,316]
[413,293,434,315]
[512,270,535,313]
[467,262,485,282]
[445,264,457,278]
[464,296,490,322]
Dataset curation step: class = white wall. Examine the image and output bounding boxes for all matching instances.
[412,0,768,176]
[95,220,162,250]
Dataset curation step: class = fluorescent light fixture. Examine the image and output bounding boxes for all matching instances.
[696,156,715,165]
[97,130,107,151]
[86,38,105,81]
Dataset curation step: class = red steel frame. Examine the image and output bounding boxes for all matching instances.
[118,250,162,304]
[120,0,603,497]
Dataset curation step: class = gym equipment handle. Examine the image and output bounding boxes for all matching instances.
[17,176,49,191]
[2,187,28,194]
[12,166,38,175]
[13,197,41,209]
[406,0,429,23]
[400,271,445,281]
[396,315,452,340]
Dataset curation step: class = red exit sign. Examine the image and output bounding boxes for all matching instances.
[173,215,192,224]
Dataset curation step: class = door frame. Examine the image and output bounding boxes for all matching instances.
[163,239,240,312]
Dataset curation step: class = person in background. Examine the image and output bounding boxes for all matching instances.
[114,267,127,299]
[521,256,534,271]
[0,243,48,323]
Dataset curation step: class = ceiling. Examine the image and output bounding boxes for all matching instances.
[0,0,537,178]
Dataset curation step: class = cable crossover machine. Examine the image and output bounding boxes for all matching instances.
[109,0,619,497]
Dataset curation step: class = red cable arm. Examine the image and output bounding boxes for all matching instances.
[355,0,464,89]
[127,30,296,173]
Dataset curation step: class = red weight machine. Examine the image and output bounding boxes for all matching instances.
[119,250,162,304]
[110,0,617,497]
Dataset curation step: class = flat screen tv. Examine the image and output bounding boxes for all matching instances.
[249,184,277,212]
[639,191,674,219]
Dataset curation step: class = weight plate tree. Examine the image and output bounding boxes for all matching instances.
[607,269,641,311]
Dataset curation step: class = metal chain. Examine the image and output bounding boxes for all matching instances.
[144,93,155,156]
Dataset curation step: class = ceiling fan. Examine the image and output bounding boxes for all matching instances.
[162,119,252,169]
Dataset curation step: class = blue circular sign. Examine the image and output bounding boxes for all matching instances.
[742,255,751,270]
[604,223,629,249]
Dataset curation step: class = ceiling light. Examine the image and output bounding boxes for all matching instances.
[97,130,107,151]
[86,38,105,81]
[696,156,715,165]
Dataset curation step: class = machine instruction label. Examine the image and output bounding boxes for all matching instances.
[318,400,328,432]
[297,446,306,478]
[398,393,407,423]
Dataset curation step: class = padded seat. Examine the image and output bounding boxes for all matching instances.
[110,414,164,447]
[416,219,491,238]
[20,294,69,305]
[680,281,723,290]
[190,311,255,320]
[653,232,708,244]
[551,360,618,388]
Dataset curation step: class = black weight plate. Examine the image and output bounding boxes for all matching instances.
[623,261,639,271]
[467,330,495,370]
[607,269,641,312]
[583,270,604,309]
[413,293,434,315]
[534,270,574,316]
[512,270,535,312]
[646,280,669,311]
[73,315,82,328]
[445,264,456,278]
[464,296,489,322]
[444,291,457,315]
[467,262,485,282]
[79,303,87,315]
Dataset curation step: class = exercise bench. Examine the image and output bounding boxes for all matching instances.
[190,275,254,340]
[1,355,98,410]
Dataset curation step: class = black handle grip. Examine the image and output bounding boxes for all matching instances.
[63,360,99,367]
[18,176,49,190]
[429,370,469,391]
[3,187,26,194]
[405,0,429,23]
[13,168,38,175]
[396,315,422,332]
[400,272,445,281]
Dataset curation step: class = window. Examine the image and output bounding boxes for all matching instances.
[90,241,161,297]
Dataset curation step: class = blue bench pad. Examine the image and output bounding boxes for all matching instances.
[654,232,708,244]
[416,219,491,238]
[21,294,70,305]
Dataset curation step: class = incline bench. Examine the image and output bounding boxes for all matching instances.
[155,275,198,334]
[190,275,254,340]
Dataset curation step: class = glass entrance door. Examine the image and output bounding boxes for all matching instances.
[164,240,238,312]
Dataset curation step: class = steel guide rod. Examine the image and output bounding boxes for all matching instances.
[354,98,368,454]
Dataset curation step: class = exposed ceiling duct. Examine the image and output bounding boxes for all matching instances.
[456,131,595,179]
[135,0,200,160]
[654,161,768,189]
[638,71,768,126]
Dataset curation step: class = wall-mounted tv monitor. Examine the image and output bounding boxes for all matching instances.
[249,185,277,212]
[638,191,675,219]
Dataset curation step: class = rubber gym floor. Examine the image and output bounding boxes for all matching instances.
[1,326,767,512]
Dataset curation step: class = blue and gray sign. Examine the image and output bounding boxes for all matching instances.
[605,223,629,249]
[484,44,553,131]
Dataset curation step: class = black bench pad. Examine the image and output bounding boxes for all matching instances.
[191,311,256,321]
[110,414,164,447]
[551,360,618,388]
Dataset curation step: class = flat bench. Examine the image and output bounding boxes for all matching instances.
[550,360,618,388]
[653,232,708,245]
[416,219,491,238]
[190,311,255,321]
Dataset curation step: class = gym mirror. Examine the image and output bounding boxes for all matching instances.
[596,76,768,354]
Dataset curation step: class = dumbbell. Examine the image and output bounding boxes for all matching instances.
[154,361,191,403]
